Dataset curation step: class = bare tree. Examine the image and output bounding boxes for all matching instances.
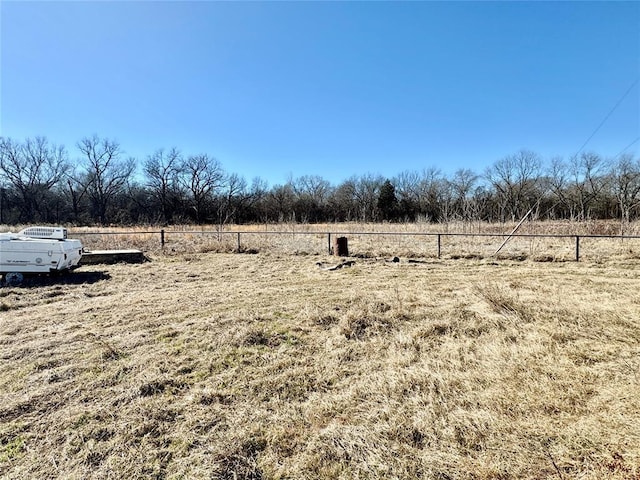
[266,182,296,222]
[610,153,640,226]
[484,149,542,222]
[179,154,224,223]
[291,175,332,222]
[328,179,358,222]
[349,174,384,222]
[215,172,247,227]
[292,175,332,205]
[569,152,609,220]
[78,135,136,224]
[549,153,610,220]
[392,168,448,221]
[394,170,421,219]
[144,147,183,224]
[448,168,479,221]
[0,136,69,222]
[63,163,91,224]
[417,168,445,222]
[245,177,269,223]
[547,156,572,218]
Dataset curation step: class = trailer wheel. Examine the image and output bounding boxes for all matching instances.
[4,272,24,287]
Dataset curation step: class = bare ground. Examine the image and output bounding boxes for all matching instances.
[1,251,639,479]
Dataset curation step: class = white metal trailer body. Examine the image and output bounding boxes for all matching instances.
[0,227,83,274]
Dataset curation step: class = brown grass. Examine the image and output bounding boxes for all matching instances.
[1,223,640,478]
[66,220,640,262]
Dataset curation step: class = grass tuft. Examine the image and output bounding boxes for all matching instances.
[212,437,266,480]
[475,283,532,320]
[0,436,25,463]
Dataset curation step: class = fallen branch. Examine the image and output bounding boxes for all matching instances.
[316,260,356,271]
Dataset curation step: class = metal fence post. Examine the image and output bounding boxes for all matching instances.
[237,232,241,251]
[575,235,580,262]
[328,233,332,255]
[437,234,441,258]
[160,229,165,248]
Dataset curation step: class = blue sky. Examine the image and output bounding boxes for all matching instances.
[1,1,639,186]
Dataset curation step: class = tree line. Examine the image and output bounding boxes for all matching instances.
[1,135,639,226]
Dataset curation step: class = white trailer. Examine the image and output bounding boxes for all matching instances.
[0,226,83,284]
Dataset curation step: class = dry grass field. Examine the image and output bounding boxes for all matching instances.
[1,222,640,479]
[71,220,640,262]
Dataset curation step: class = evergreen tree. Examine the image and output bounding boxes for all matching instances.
[378,179,399,221]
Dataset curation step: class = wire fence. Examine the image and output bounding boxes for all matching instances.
[68,228,640,262]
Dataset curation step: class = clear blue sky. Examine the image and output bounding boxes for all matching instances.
[1,1,639,187]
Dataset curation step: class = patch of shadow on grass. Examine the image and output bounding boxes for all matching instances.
[139,378,190,397]
[239,328,295,348]
[532,254,568,263]
[448,253,485,260]
[312,314,340,328]
[7,271,111,288]
[212,438,266,480]
[200,391,234,406]
[0,394,51,422]
[495,253,528,261]
[83,451,105,467]
[238,247,259,254]
[340,315,393,340]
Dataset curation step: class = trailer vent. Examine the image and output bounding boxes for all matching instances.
[19,226,68,240]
